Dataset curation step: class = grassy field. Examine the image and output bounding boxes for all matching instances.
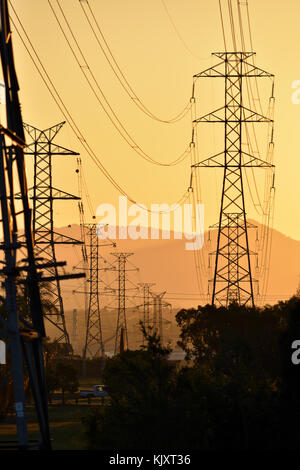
[0,378,106,450]
[0,404,91,450]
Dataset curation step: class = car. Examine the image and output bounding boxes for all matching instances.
[79,384,109,398]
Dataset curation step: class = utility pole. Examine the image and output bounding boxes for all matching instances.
[193,52,274,307]
[23,121,82,344]
[138,282,155,341]
[110,252,137,355]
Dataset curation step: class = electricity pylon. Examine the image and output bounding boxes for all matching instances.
[110,252,137,354]
[83,224,103,358]
[193,52,274,307]
[151,291,171,345]
[73,223,115,360]
[138,282,155,341]
[0,0,51,449]
[82,224,115,359]
[23,121,82,344]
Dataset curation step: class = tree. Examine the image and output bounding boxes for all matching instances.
[277,296,300,448]
[43,339,73,367]
[176,302,284,382]
[82,300,300,450]
[45,364,59,404]
[54,362,79,405]
[175,301,294,449]
[82,327,219,450]
[279,296,300,398]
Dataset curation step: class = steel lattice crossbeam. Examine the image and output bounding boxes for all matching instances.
[193,52,274,307]
[24,122,82,344]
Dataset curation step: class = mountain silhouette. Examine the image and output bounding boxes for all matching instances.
[43,222,300,351]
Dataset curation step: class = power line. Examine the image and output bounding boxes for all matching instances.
[160,0,207,62]
[79,0,192,124]
[228,0,238,51]
[9,2,131,197]
[218,0,228,51]
[9,1,191,214]
[235,0,276,304]
[49,0,192,168]
[217,0,276,305]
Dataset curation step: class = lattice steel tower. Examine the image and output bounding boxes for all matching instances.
[0,0,51,448]
[82,224,104,359]
[151,291,167,344]
[138,282,155,337]
[111,252,133,354]
[24,121,82,344]
[193,52,274,307]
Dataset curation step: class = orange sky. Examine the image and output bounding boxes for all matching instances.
[4,0,300,242]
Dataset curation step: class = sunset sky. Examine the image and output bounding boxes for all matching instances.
[6,0,300,242]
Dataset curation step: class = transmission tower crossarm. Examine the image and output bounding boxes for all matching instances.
[25,143,79,155]
[193,52,273,79]
[192,151,274,168]
[0,123,25,146]
[194,106,272,123]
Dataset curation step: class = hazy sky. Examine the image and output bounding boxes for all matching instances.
[6,0,300,241]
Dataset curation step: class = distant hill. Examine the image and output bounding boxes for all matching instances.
[43,222,300,351]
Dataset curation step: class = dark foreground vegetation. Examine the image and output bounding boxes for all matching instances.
[1,296,300,450]
[82,297,300,450]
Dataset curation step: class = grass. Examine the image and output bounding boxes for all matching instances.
[48,404,89,450]
[0,401,104,450]
[0,378,107,449]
